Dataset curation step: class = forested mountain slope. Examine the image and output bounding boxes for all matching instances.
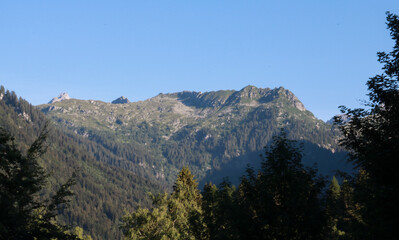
[0,86,161,240]
[38,85,350,186]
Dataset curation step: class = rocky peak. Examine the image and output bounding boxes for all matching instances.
[274,87,306,111]
[163,86,306,112]
[236,85,272,100]
[48,93,70,104]
[112,96,130,104]
[174,90,235,108]
[241,85,258,93]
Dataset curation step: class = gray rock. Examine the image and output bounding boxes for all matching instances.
[112,96,130,104]
[48,93,70,104]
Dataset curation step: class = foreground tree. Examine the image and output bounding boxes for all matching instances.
[202,180,241,240]
[237,130,326,240]
[0,126,77,240]
[336,12,399,239]
[121,167,207,240]
[325,176,347,239]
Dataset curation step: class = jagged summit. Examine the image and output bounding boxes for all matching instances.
[48,92,70,104]
[158,86,306,111]
[112,96,130,104]
[274,87,306,111]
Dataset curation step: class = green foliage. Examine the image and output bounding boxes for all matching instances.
[336,11,399,239]
[237,130,326,239]
[0,125,77,240]
[122,130,337,240]
[72,227,93,240]
[325,176,346,239]
[201,131,329,240]
[121,167,207,240]
[202,181,241,240]
[0,87,161,239]
[329,176,341,199]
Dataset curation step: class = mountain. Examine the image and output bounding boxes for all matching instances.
[38,85,350,187]
[0,86,161,240]
[1,85,352,239]
[48,92,70,104]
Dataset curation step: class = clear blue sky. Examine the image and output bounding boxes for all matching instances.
[1,1,398,121]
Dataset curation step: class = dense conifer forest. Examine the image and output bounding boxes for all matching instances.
[1,11,399,240]
[0,86,162,239]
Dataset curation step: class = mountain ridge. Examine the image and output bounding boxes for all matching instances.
[1,85,351,239]
[151,85,306,112]
[38,85,349,187]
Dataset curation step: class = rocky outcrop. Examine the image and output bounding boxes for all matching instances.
[277,87,306,111]
[48,93,70,104]
[112,96,130,104]
[164,85,307,112]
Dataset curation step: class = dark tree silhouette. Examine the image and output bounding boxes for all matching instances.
[237,130,326,240]
[336,12,399,239]
[0,125,77,240]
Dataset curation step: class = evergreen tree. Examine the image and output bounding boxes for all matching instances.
[325,176,345,239]
[0,125,77,240]
[202,183,218,239]
[336,12,399,239]
[169,167,207,240]
[202,180,241,240]
[71,227,93,240]
[238,130,326,239]
[121,167,207,240]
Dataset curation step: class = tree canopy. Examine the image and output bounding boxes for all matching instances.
[121,167,207,240]
[336,11,399,239]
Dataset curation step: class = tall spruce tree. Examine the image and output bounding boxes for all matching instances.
[336,12,399,239]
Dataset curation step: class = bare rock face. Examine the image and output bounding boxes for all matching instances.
[112,96,130,104]
[282,89,306,111]
[271,87,306,112]
[48,93,70,104]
